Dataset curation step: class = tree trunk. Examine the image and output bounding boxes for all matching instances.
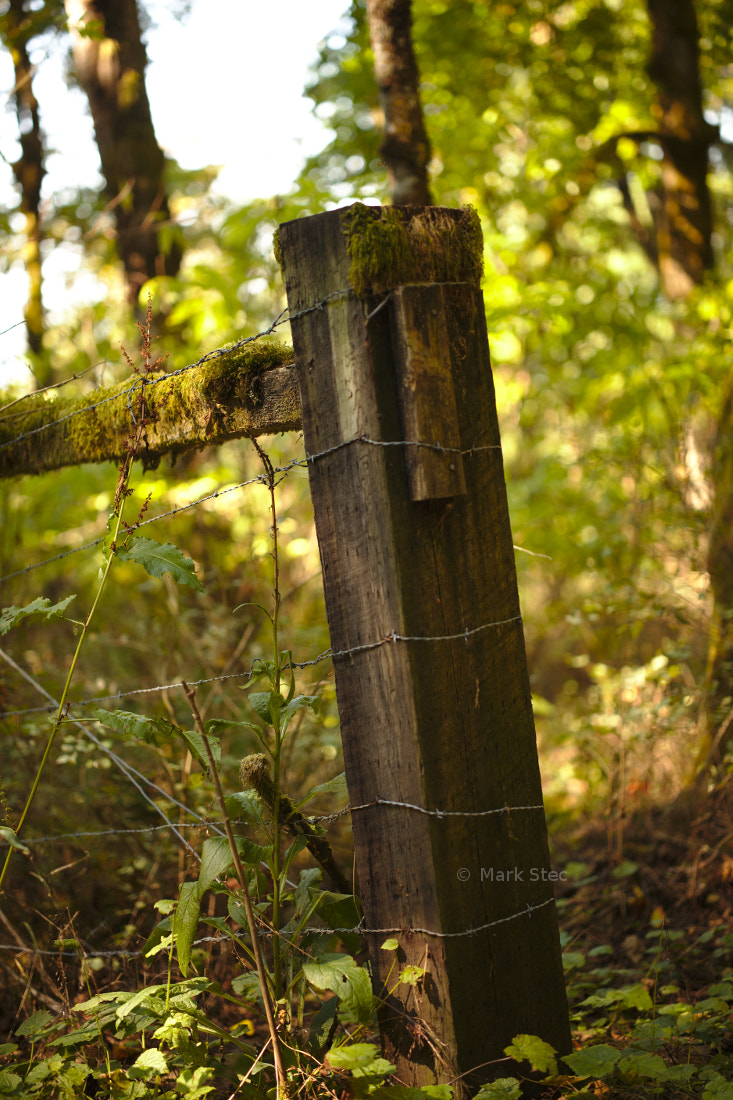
[4,0,49,384]
[365,0,433,205]
[64,0,181,305]
[645,0,716,299]
[643,0,733,769]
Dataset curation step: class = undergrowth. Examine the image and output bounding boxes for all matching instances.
[1,311,732,1098]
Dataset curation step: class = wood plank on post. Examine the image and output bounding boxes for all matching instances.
[278,204,570,1093]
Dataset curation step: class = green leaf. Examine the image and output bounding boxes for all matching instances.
[178,728,221,772]
[298,772,348,806]
[504,1034,558,1075]
[0,595,75,636]
[399,965,426,987]
[564,1044,623,1078]
[198,837,235,895]
[0,1070,22,1093]
[248,690,283,725]
[128,1047,168,1080]
[327,1042,395,1076]
[115,536,203,590]
[225,790,265,825]
[473,1081,522,1100]
[702,1075,733,1100]
[175,882,201,977]
[309,996,338,1054]
[617,1051,669,1079]
[279,693,319,729]
[115,983,166,1020]
[620,984,653,1011]
[15,1010,53,1038]
[303,954,374,1026]
[94,708,179,746]
[176,1065,216,1098]
[382,938,400,952]
[0,827,30,856]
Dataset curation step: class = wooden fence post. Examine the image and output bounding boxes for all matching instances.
[278,205,570,1091]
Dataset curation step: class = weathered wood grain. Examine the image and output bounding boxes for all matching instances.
[278,203,570,1092]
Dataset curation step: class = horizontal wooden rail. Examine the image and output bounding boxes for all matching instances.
[0,341,300,478]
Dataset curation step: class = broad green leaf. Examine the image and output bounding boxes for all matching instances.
[175,1065,216,1098]
[309,997,338,1054]
[175,882,201,977]
[225,790,266,826]
[0,827,30,856]
[399,965,426,987]
[128,1047,168,1080]
[248,690,283,724]
[504,1034,558,1075]
[564,1044,623,1077]
[617,1051,669,1079]
[178,728,221,772]
[473,1081,522,1100]
[115,983,166,1020]
[303,954,374,1026]
[115,536,203,590]
[0,595,75,636]
[15,1010,53,1037]
[94,708,179,746]
[702,1075,733,1100]
[382,938,400,951]
[279,693,319,729]
[326,1042,395,1076]
[205,718,263,737]
[0,1070,22,1093]
[198,837,235,895]
[620,984,653,1011]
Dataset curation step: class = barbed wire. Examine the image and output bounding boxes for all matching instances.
[0,793,544,849]
[0,603,522,720]
[0,648,223,858]
[0,895,557,958]
[0,361,107,418]
[305,435,502,464]
[0,290,351,455]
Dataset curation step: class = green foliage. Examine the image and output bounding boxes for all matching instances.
[0,596,76,636]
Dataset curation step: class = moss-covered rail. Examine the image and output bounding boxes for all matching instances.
[0,341,299,479]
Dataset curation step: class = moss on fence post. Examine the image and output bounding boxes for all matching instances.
[0,341,299,478]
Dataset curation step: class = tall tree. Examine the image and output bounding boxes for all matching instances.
[1,0,54,384]
[639,0,733,764]
[639,0,716,299]
[365,0,432,204]
[64,0,181,306]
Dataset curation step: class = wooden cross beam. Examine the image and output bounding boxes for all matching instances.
[0,341,299,479]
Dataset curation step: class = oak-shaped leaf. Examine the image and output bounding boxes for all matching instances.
[0,595,76,636]
[115,536,203,590]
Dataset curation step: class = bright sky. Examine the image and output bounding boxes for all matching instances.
[0,0,352,383]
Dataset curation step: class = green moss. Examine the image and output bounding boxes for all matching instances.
[272,226,283,271]
[0,340,294,478]
[341,203,484,298]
